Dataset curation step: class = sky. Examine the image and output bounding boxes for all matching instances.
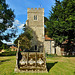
[3,0,62,44]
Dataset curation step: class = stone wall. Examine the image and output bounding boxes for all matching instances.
[51,41,55,54]
[27,8,44,43]
[44,41,50,54]
[44,40,55,54]
[56,46,61,56]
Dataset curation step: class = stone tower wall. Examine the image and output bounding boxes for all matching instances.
[27,8,44,44]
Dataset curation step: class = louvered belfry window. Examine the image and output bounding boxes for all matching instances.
[34,15,37,20]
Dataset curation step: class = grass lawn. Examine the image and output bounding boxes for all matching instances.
[0,56,75,75]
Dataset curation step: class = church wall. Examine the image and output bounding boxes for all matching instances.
[27,8,44,43]
[56,46,61,56]
[44,41,50,54]
[51,41,55,54]
[44,40,55,54]
[26,8,44,51]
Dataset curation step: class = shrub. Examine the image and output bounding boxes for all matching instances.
[64,55,75,57]
[4,48,11,52]
[45,53,58,57]
[0,51,17,56]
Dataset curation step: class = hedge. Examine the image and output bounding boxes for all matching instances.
[0,51,17,56]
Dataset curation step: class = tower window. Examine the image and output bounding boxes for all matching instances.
[34,15,37,20]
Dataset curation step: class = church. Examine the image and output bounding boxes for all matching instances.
[26,8,55,54]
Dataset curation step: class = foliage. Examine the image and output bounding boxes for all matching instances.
[24,27,33,40]
[45,53,58,57]
[46,0,75,45]
[0,0,16,43]
[1,43,8,49]
[4,48,11,52]
[44,17,49,25]
[0,42,8,51]
[14,27,33,50]
[0,41,3,50]
[44,17,49,35]
[64,55,75,57]
[2,43,5,49]
[0,51,16,56]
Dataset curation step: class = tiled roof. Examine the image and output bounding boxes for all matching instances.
[10,46,17,49]
[62,40,74,44]
[62,40,68,44]
[45,35,53,41]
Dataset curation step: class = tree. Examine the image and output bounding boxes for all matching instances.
[23,25,33,40]
[44,17,49,25]
[47,0,75,46]
[14,34,31,50]
[14,27,33,50]
[0,0,16,45]
[44,17,49,35]
[2,43,5,50]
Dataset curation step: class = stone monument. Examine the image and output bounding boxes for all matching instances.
[14,8,47,73]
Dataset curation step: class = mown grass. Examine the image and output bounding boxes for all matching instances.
[0,56,75,75]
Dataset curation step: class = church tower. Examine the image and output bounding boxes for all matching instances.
[26,8,44,51]
[15,8,48,73]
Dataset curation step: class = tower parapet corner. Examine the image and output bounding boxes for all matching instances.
[42,8,44,10]
[27,8,30,12]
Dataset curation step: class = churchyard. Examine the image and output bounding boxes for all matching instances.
[0,56,75,75]
[0,0,75,75]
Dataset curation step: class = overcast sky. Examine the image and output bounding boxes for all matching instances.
[3,0,62,44]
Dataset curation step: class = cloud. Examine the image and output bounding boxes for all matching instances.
[0,19,3,23]
[18,24,24,29]
[13,19,25,29]
[13,20,20,26]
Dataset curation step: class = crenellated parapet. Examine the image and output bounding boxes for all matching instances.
[27,8,44,13]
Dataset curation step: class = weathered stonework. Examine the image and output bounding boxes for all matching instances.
[44,41,55,54]
[14,8,48,73]
[14,51,48,73]
[26,8,44,50]
[56,46,61,56]
[44,41,50,54]
[26,8,55,54]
